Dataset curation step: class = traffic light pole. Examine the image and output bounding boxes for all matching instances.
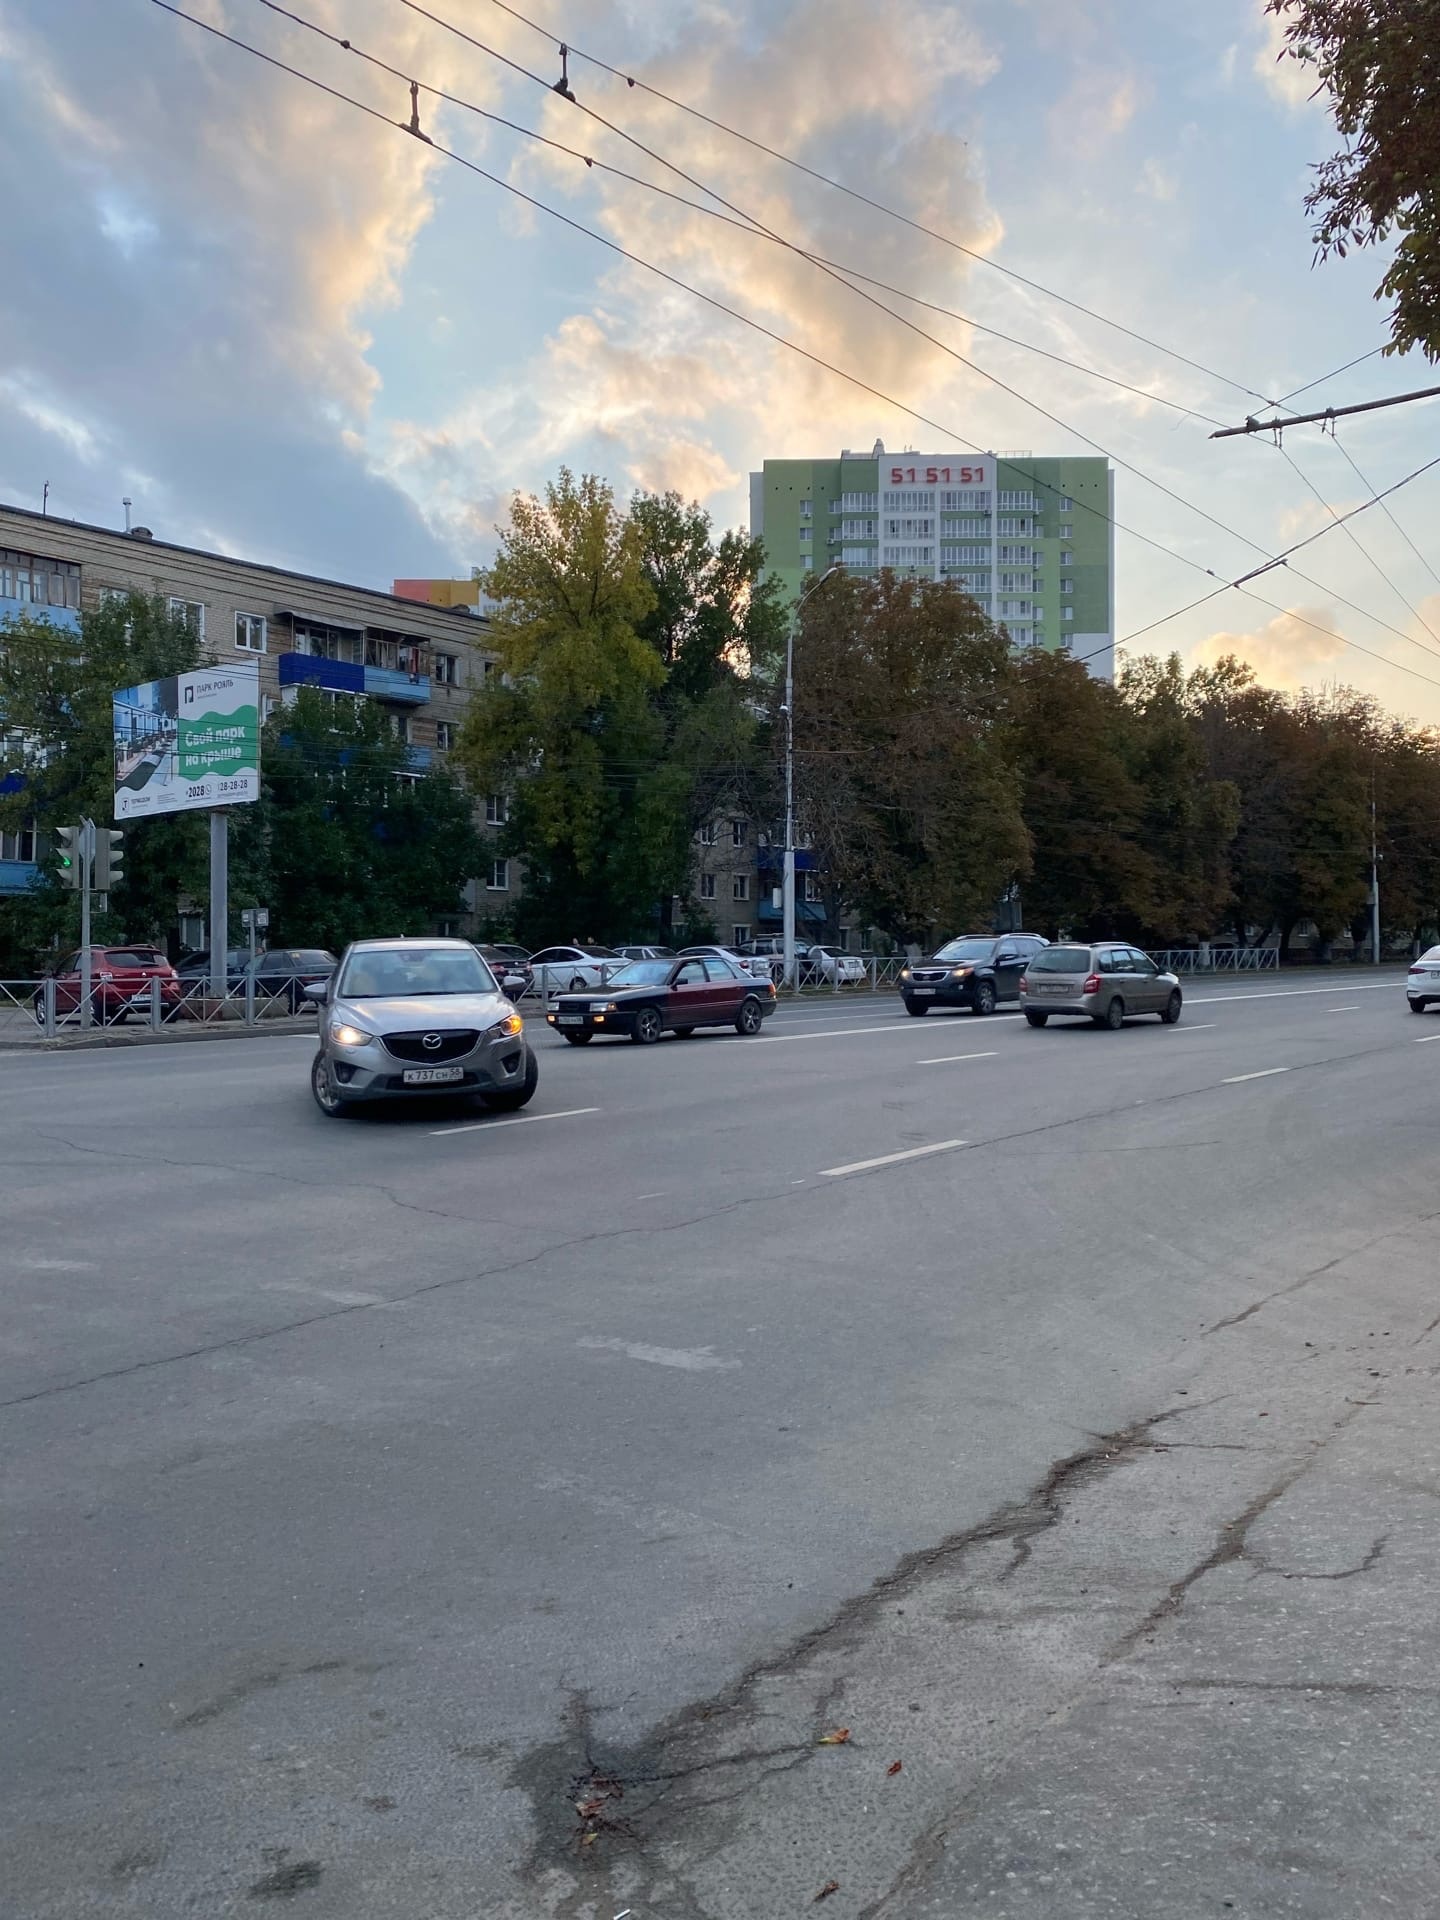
[79,817,95,1031]
[209,810,229,1002]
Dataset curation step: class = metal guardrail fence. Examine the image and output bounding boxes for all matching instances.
[1147,948,1279,974]
[1,977,319,1038]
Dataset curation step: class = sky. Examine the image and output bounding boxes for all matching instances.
[4,0,1440,720]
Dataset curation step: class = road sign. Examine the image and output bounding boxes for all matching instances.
[241,907,270,931]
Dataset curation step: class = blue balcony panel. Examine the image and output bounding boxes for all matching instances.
[0,858,40,897]
[0,596,80,634]
[756,898,826,928]
[405,745,433,772]
[365,665,430,706]
[278,652,365,694]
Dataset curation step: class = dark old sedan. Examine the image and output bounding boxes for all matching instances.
[544,955,776,1044]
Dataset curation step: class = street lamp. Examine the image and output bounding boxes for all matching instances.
[784,564,841,988]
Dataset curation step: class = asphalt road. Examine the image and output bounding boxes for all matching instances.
[5,972,1439,1917]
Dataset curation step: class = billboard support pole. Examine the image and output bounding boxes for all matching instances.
[79,817,95,1031]
[209,810,229,1003]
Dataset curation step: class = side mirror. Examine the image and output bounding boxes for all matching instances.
[302,981,329,1005]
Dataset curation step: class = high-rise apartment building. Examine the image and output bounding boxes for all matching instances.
[750,443,1115,676]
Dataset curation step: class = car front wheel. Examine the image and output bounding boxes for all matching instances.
[903,998,929,1016]
[1161,990,1183,1025]
[632,1006,664,1045]
[973,980,997,1016]
[484,1047,539,1110]
[311,1052,351,1117]
[735,996,765,1035]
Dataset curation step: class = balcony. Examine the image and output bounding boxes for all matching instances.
[278,652,364,695]
[365,665,430,706]
[0,858,39,897]
[0,596,80,634]
[405,745,432,773]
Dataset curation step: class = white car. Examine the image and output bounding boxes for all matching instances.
[1407,945,1440,1013]
[678,944,774,984]
[805,945,866,984]
[527,944,623,995]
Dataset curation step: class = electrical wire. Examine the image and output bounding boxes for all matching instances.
[1330,437,1440,600]
[158,3,1440,699]
[254,0,1228,429]
[1273,347,1386,411]
[471,0,1290,413]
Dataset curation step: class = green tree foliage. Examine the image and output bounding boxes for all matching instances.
[233,689,484,951]
[0,594,207,965]
[786,574,1029,944]
[457,473,772,945]
[1265,0,1440,359]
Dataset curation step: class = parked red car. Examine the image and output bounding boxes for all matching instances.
[34,946,184,1025]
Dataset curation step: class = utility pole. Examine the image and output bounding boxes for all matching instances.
[210,811,229,1000]
[1370,796,1381,967]
[783,565,841,988]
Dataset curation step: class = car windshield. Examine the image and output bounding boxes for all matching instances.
[1027,947,1091,973]
[933,938,996,964]
[339,947,497,997]
[608,961,673,986]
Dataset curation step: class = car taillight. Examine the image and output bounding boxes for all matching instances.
[1410,965,1425,974]
[1082,973,1102,994]
[1018,976,1028,993]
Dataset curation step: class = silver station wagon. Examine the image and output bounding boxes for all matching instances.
[1019,942,1183,1030]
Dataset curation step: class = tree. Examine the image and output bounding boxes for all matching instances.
[786,573,1029,946]
[0,594,208,966]
[457,473,773,945]
[1265,0,1440,359]
[234,689,483,950]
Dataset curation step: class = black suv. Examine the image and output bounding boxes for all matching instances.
[900,933,1048,1016]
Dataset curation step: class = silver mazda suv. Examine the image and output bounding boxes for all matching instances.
[308,938,536,1118]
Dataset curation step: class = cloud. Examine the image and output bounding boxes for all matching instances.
[1138,158,1177,203]
[1050,65,1143,148]
[1192,604,1349,688]
[1252,6,1318,112]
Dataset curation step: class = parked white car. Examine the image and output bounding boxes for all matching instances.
[805,945,866,984]
[527,944,623,995]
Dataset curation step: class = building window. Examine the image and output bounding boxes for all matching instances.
[803,873,821,903]
[168,591,205,637]
[839,519,876,539]
[434,651,459,686]
[262,695,277,721]
[486,793,508,825]
[998,490,1037,511]
[732,924,750,947]
[435,721,455,750]
[700,873,717,900]
[836,926,850,950]
[940,545,990,565]
[1058,496,1074,512]
[1060,579,1074,596]
[799,527,812,545]
[884,516,934,539]
[0,550,81,609]
[1059,549,1074,568]
[1058,522,1073,539]
[802,555,813,570]
[1063,606,1076,622]
[939,489,990,511]
[882,546,934,568]
[837,491,878,513]
[0,823,37,862]
[698,821,716,846]
[841,548,875,567]
[487,859,509,891]
[799,499,812,521]
[885,489,936,512]
[733,874,749,901]
[996,518,1031,537]
[235,612,268,653]
[731,819,747,847]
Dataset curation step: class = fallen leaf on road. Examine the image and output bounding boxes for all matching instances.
[817,1728,851,1746]
[580,1831,599,1848]
[886,1760,902,1776]
[576,1798,606,1818]
[814,1881,840,1902]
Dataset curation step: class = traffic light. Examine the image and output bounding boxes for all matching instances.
[94,828,124,890]
[54,824,83,890]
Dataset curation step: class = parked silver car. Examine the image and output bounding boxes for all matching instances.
[1019,942,1183,1029]
[307,937,536,1116]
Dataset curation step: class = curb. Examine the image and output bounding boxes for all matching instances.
[0,1019,319,1054]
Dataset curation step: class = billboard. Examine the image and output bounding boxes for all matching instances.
[113,666,260,820]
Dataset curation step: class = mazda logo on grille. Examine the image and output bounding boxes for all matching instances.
[422,1032,442,1051]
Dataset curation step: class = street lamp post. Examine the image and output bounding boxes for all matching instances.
[784,565,841,988]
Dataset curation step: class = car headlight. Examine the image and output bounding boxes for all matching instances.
[487,1011,524,1039]
[900,966,911,979]
[951,966,972,978]
[330,1022,370,1047]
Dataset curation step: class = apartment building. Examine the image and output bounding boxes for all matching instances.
[0,504,504,908]
[750,442,1116,678]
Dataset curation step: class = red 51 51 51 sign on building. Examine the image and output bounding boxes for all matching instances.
[888,464,985,485]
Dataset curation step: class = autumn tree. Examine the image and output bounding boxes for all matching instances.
[1265,0,1440,358]
[785,573,1028,946]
